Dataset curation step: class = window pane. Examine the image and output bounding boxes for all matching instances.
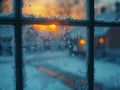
[95,0,120,22]
[94,27,120,90]
[22,0,87,20]
[0,25,15,90]
[22,25,88,90]
[0,0,14,17]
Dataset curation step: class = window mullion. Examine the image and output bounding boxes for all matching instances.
[94,21,120,27]
[88,0,94,90]
[15,25,23,90]
[15,0,23,90]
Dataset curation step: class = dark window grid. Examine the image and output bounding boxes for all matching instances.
[88,0,94,90]
[0,0,120,90]
[0,18,120,26]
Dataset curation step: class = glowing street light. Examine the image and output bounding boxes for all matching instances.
[79,38,86,45]
[99,37,104,44]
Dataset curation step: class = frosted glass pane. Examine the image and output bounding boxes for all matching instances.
[22,25,88,90]
[0,0,14,17]
[95,0,120,22]
[22,0,87,20]
[94,27,120,90]
[0,25,15,90]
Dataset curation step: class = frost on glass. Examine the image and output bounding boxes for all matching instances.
[22,0,87,20]
[0,25,15,90]
[95,0,120,22]
[22,25,88,90]
[94,27,120,90]
[0,0,14,17]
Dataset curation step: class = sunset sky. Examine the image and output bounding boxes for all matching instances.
[22,0,86,19]
[1,0,119,18]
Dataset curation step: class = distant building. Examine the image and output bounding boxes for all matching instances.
[95,2,120,58]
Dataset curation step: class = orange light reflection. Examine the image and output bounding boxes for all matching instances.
[99,37,104,44]
[78,39,86,45]
[33,24,59,34]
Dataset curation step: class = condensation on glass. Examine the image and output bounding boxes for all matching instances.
[0,25,15,90]
[22,25,88,90]
[94,27,120,90]
[95,0,120,22]
[0,0,14,17]
[22,0,87,20]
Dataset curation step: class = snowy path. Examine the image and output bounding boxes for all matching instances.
[0,50,120,90]
[23,50,87,90]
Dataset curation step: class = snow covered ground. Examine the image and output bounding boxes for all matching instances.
[0,50,120,90]
[0,56,15,90]
[23,50,87,90]
[95,59,120,89]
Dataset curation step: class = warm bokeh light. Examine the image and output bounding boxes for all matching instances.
[33,24,59,34]
[99,37,104,44]
[49,24,57,30]
[78,38,86,45]
[49,24,58,33]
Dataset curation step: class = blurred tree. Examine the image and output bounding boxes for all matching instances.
[115,2,120,21]
[115,2,120,13]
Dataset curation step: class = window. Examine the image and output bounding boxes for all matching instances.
[22,25,88,90]
[0,0,14,17]
[95,0,120,22]
[94,27,120,90]
[0,0,120,90]
[0,25,15,90]
[22,0,87,19]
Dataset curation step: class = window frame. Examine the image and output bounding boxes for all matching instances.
[0,0,120,90]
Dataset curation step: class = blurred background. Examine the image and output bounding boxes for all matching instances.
[0,0,120,90]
